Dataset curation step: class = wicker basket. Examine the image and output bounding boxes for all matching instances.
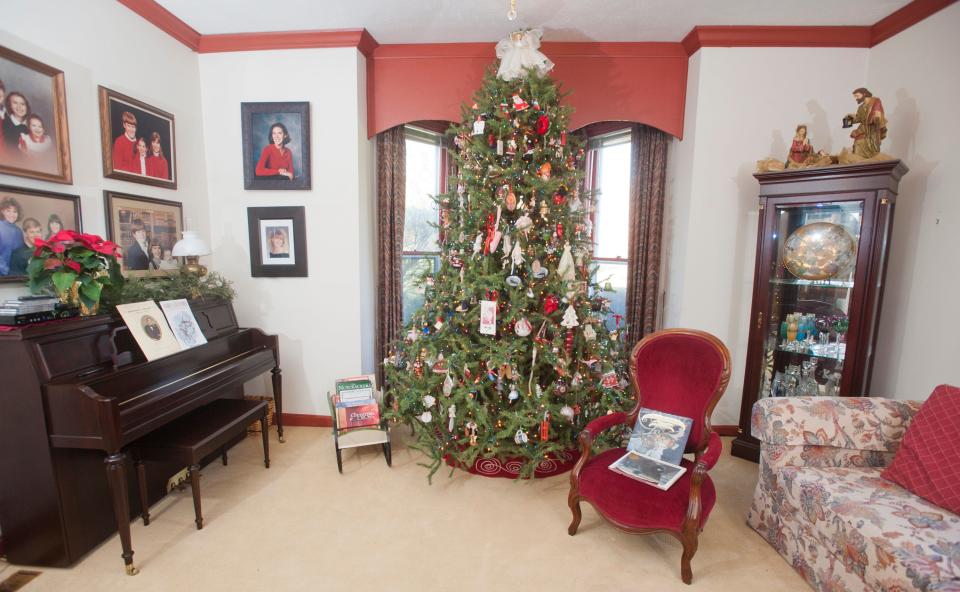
[245,395,276,434]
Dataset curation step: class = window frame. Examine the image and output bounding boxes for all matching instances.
[589,128,633,265]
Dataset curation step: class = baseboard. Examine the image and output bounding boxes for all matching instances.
[281,413,332,427]
[714,424,739,437]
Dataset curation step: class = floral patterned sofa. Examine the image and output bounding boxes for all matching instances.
[748,397,960,592]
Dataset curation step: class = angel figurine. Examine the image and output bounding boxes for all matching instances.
[495,29,555,81]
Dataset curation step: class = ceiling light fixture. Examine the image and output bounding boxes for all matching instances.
[507,0,518,21]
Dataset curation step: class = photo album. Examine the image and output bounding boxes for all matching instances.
[608,408,693,490]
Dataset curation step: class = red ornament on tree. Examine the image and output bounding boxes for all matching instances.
[556,222,564,239]
[552,192,565,205]
[544,294,560,315]
[540,412,550,442]
[565,328,574,356]
[536,115,550,135]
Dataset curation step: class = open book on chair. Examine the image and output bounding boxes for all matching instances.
[609,408,693,490]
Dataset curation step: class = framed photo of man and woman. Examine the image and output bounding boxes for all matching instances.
[99,86,177,189]
[241,101,311,191]
[104,191,182,277]
[0,45,72,184]
[0,184,80,283]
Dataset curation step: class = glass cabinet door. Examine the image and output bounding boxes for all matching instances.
[757,200,863,401]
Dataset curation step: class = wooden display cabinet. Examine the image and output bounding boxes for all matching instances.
[731,160,908,462]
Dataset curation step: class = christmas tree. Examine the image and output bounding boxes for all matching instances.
[385,36,631,479]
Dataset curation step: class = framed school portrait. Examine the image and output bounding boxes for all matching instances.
[241,102,311,191]
[103,190,183,277]
[246,206,307,277]
[0,184,81,283]
[0,45,72,184]
[98,86,177,189]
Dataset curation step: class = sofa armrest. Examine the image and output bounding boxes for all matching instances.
[751,397,922,469]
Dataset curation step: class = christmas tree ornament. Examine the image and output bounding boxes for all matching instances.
[479,300,497,335]
[555,380,567,395]
[565,328,575,356]
[406,328,419,342]
[532,259,548,279]
[514,429,528,444]
[447,404,456,431]
[511,92,529,111]
[543,294,560,315]
[536,114,550,135]
[472,232,483,257]
[556,221,564,239]
[450,253,464,268]
[583,323,597,341]
[514,214,533,236]
[601,371,619,388]
[505,189,517,211]
[496,28,554,80]
[538,162,552,181]
[505,275,522,288]
[552,192,565,206]
[560,405,575,422]
[443,373,455,396]
[419,411,433,423]
[561,130,567,146]
[432,354,448,373]
[506,138,517,155]
[472,115,486,135]
[535,384,544,398]
[466,421,479,446]
[434,316,445,331]
[413,357,424,377]
[571,372,583,387]
[557,242,576,281]
[508,384,520,401]
[569,195,582,212]
[514,317,532,336]
[540,412,550,441]
[423,394,436,408]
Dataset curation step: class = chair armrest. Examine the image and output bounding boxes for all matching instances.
[581,412,628,441]
[751,396,921,451]
[697,431,723,471]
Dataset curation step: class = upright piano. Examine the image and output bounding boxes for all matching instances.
[0,299,282,574]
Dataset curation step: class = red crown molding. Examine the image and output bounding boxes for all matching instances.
[198,29,378,56]
[871,0,958,46]
[117,0,200,50]
[281,413,333,428]
[682,26,872,56]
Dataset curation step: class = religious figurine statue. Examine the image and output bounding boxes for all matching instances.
[786,124,813,167]
[843,87,887,159]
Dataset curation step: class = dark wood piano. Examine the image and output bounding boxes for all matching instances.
[0,299,282,575]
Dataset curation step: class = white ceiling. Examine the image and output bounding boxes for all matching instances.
[155,0,912,44]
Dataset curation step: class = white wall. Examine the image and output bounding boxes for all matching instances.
[0,0,209,303]
[867,2,960,399]
[665,47,871,425]
[198,48,375,415]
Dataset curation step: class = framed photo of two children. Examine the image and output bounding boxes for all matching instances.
[0,45,72,184]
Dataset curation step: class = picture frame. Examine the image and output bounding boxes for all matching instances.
[247,206,307,277]
[0,45,72,184]
[0,184,81,283]
[103,190,183,277]
[98,86,177,189]
[241,102,311,191]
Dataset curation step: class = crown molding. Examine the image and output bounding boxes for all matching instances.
[197,29,378,56]
[117,0,201,50]
[870,0,957,46]
[682,26,872,56]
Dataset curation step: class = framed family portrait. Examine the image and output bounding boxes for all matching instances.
[241,101,311,191]
[0,45,72,184]
[99,86,177,189]
[103,190,183,277]
[0,184,81,282]
[246,206,307,277]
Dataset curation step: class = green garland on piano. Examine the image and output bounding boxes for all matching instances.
[106,270,236,308]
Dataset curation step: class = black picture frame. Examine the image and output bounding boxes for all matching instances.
[98,86,177,189]
[103,190,183,278]
[247,206,307,277]
[241,101,311,191]
[0,184,81,283]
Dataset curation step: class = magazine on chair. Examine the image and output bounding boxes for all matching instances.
[609,408,693,490]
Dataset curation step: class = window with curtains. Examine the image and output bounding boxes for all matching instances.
[589,129,632,328]
[401,126,444,323]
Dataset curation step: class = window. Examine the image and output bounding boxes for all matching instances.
[589,130,632,328]
[401,126,443,324]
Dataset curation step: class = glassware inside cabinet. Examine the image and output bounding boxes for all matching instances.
[758,200,863,399]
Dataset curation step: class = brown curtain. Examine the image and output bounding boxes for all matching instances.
[375,126,406,387]
[625,124,669,346]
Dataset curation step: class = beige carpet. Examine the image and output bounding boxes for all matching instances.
[0,429,808,592]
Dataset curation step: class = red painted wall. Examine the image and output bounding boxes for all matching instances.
[368,42,689,139]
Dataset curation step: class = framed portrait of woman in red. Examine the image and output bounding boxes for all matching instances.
[241,102,311,191]
[0,45,72,184]
[98,86,177,190]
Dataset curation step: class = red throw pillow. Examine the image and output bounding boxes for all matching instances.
[882,384,960,515]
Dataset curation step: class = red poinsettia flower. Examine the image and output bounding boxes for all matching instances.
[48,229,78,243]
[64,259,81,272]
[89,240,119,256]
[76,233,104,247]
[49,241,66,254]
[44,257,63,270]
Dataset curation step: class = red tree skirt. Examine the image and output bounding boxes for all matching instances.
[445,449,580,479]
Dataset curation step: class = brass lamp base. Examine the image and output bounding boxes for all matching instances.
[182,256,207,277]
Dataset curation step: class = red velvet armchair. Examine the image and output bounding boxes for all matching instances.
[567,328,731,584]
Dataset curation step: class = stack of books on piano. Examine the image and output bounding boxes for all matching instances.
[0,296,79,326]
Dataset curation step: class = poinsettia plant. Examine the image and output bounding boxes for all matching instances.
[27,230,124,312]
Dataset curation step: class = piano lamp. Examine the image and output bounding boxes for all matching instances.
[172,230,211,276]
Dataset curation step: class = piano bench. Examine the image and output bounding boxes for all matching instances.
[130,398,270,530]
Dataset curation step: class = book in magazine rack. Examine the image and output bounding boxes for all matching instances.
[326,376,391,473]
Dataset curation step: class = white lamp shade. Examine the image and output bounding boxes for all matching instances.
[172,230,211,257]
